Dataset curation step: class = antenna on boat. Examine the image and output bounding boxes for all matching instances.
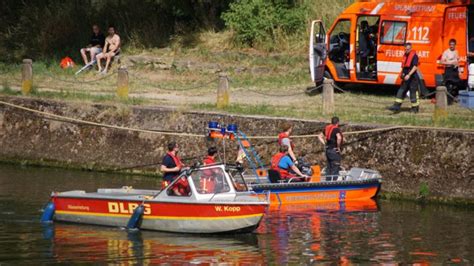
[223,119,227,164]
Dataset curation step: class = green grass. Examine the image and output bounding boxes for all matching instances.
[1,43,473,130]
[1,83,17,95]
[192,101,474,129]
[0,85,147,105]
[29,90,148,105]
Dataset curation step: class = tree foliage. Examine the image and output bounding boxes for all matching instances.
[222,0,308,47]
[0,0,352,61]
[0,0,230,62]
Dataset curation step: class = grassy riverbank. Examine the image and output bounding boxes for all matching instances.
[1,24,473,130]
[1,45,473,129]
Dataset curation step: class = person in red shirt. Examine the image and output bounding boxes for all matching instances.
[278,122,298,165]
[170,176,190,196]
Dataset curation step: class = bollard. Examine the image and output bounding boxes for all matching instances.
[217,73,229,109]
[434,86,448,122]
[117,67,129,100]
[21,59,33,95]
[322,79,335,114]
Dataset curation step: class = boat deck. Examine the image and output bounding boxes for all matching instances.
[55,188,160,199]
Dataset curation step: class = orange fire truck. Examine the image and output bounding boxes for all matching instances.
[309,0,474,91]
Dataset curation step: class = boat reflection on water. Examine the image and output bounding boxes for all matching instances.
[44,200,380,264]
[257,199,381,264]
[45,224,265,264]
[267,198,379,213]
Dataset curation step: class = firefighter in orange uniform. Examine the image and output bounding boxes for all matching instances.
[160,141,184,189]
[170,176,191,196]
[201,147,218,193]
[388,42,421,113]
[318,117,343,180]
[271,145,308,181]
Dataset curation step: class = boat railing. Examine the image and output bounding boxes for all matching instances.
[243,167,381,185]
[206,192,270,204]
[322,168,381,182]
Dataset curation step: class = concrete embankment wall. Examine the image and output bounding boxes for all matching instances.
[0,96,473,203]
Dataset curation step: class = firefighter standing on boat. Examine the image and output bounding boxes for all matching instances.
[388,42,421,113]
[318,117,343,181]
[160,142,183,182]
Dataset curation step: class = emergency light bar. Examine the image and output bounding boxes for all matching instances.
[207,121,238,139]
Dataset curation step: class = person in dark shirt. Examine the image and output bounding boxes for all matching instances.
[468,36,474,63]
[203,146,217,165]
[160,141,183,185]
[388,43,421,113]
[358,20,370,72]
[318,117,343,180]
[80,25,105,65]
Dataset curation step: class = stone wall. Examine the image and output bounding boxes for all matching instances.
[0,96,473,203]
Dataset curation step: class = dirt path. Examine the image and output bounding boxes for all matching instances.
[131,87,312,106]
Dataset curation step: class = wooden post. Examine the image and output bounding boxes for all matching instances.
[322,79,335,114]
[21,59,33,95]
[117,67,129,100]
[217,73,229,109]
[434,86,448,121]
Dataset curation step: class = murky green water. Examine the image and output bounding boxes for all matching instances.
[0,164,472,264]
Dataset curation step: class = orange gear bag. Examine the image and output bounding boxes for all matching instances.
[60,56,75,69]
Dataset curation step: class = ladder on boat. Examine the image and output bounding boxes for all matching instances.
[234,130,266,183]
[207,122,267,183]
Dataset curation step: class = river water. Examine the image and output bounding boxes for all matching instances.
[0,164,472,264]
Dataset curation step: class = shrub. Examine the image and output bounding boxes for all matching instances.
[418,182,430,199]
[222,0,308,48]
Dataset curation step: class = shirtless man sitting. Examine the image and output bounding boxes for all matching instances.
[96,25,121,74]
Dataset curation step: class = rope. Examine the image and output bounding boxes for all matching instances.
[42,69,117,84]
[332,83,392,106]
[0,100,203,138]
[243,84,323,97]
[245,126,402,139]
[446,90,457,101]
[0,69,15,76]
[129,72,218,92]
[423,91,436,99]
[1,100,471,142]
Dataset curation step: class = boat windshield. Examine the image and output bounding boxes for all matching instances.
[227,168,248,192]
[190,167,231,194]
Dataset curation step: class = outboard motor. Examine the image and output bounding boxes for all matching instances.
[40,202,55,223]
[297,157,313,176]
[127,205,145,230]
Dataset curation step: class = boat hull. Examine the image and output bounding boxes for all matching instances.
[52,196,266,234]
[251,178,381,206]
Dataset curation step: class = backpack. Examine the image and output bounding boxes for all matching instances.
[60,56,75,69]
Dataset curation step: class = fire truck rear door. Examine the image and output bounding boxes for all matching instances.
[309,20,327,83]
